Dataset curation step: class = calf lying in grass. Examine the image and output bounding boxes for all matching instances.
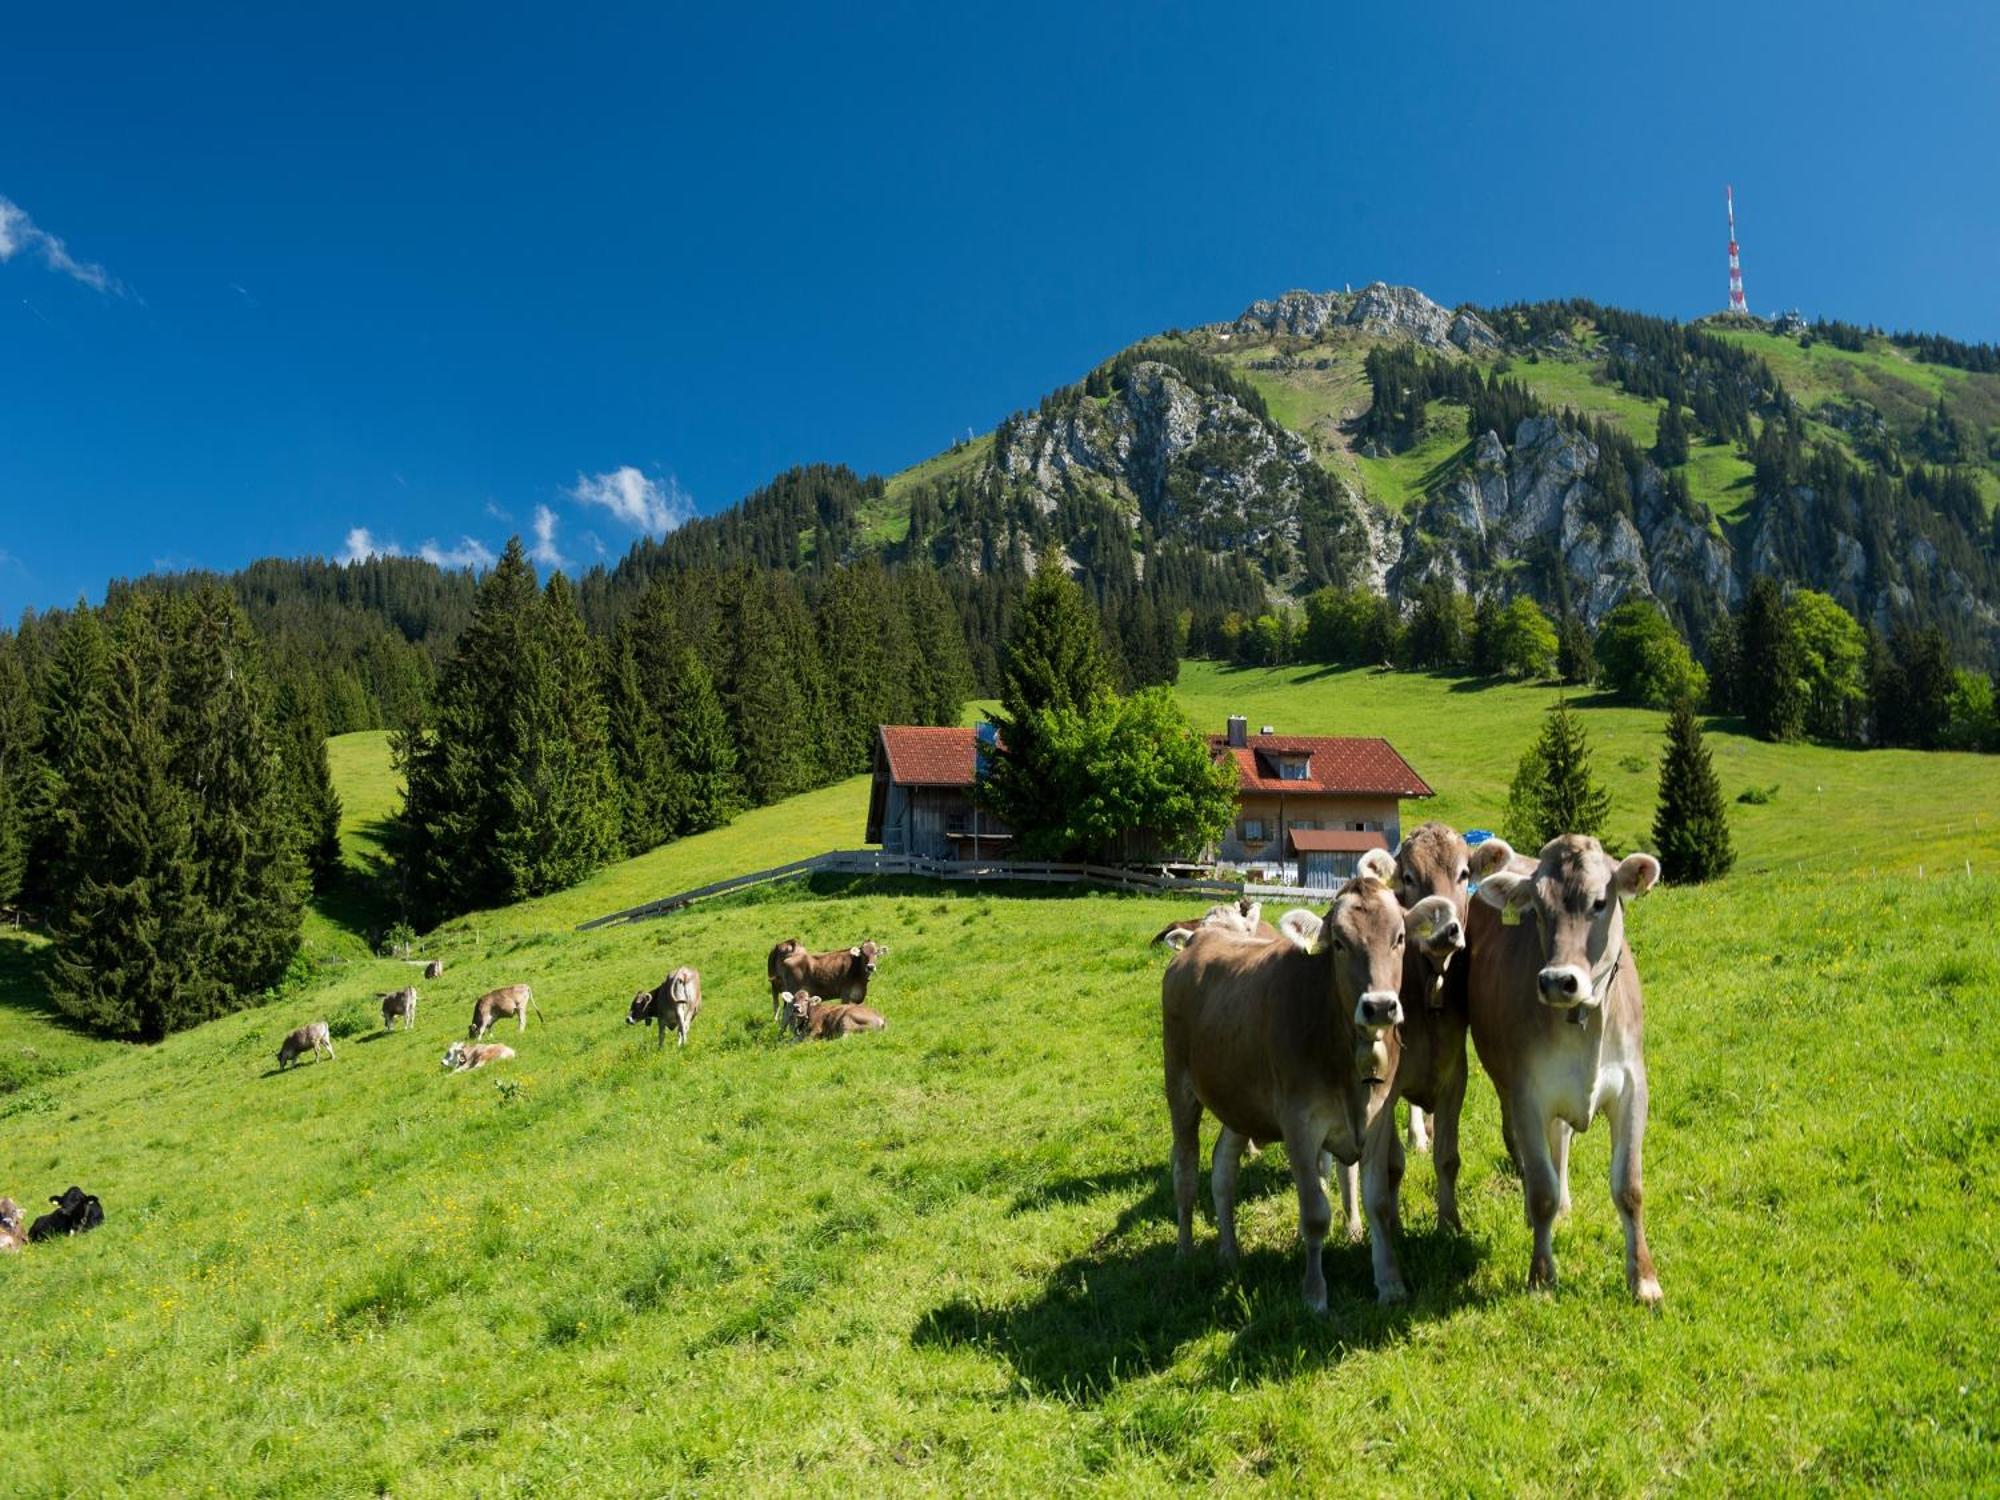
[0,1197,24,1252]
[780,991,887,1041]
[442,1041,516,1072]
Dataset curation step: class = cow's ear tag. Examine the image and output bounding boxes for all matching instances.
[1501,904,1522,926]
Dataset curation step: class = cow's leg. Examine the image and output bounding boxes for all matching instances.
[1167,1073,1203,1257]
[677,1009,690,1048]
[1362,1114,1407,1304]
[1431,1043,1469,1234]
[1609,1068,1662,1305]
[1281,1120,1334,1313]
[1516,1098,1562,1292]
[1407,1104,1430,1154]
[1327,1152,1363,1243]
[1211,1127,1247,1263]
[517,1007,527,1034]
[1547,1118,1573,1218]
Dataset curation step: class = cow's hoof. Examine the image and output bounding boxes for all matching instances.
[1303,1289,1329,1316]
[1437,1212,1464,1235]
[1634,1276,1664,1307]
[1343,1220,1366,1245]
[1376,1280,1408,1306]
[1216,1242,1239,1267]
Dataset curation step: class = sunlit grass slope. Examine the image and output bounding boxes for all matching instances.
[2,672,1997,1495]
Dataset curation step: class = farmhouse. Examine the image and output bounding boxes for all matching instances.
[1208,716,1432,885]
[866,716,1431,885]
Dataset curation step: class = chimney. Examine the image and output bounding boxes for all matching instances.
[1226,715,1248,748]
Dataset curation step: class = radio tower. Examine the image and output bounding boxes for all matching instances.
[1726,185,1749,315]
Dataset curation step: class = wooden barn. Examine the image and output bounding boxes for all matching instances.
[865,724,1012,861]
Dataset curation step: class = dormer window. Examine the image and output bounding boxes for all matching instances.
[1278,756,1310,781]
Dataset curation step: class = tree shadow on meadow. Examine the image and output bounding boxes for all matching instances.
[0,930,101,1046]
[310,816,402,946]
[915,1155,1488,1401]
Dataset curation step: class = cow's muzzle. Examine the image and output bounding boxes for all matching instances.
[1536,965,1592,1008]
[1355,991,1403,1030]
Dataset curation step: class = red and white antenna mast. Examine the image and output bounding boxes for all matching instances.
[1726,184,1749,315]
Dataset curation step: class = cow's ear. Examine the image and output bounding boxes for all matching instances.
[850,946,862,957]
[1469,838,1515,880]
[1278,910,1322,950]
[1614,852,1661,898]
[1475,871,1534,914]
[1357,848,1396,884]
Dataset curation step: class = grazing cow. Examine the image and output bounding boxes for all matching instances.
[0,1197,24,1252]
[628,966,703,1048]
[768,940,886,1024]
[28,1186,104,1241]
[379,987,419,1031]
[424,959,445,980]
[1468,834,1664,1304]
[468,984,541,1039]
[276,1021,335,1069]
[780,991,888,1040]
[1161,872,1417,1309]
[442,1041,516,1071]
[1150,897,1265,951]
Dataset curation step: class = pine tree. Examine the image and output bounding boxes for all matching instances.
[516,572,621,893]
[1653,401,1690,467]
[1739,577,1805,741]
[1470,592,1504,676]
[819,560,916,775]
[728,572,823,804]
[665,648,740,833]
[25,609,114,913]
[1556,612,1596,686]
[1652,698,1733,884]
[1503,699,1611,849]
[900,564,974,725]
[270,669,342,891]
[0,634,37,907]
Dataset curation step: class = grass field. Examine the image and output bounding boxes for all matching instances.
[3,667,1998,1495]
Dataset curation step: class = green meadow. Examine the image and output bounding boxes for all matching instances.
[2,664,1997,1495]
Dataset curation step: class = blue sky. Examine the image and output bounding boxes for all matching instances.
[3,1,1996,620]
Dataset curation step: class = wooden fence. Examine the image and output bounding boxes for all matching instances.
[575,849,1326,932]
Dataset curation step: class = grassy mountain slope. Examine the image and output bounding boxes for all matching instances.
[2,671,1997,1494]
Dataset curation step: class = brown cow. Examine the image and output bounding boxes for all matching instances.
[1161,873,1419,1309]
[468,984,541,1039]
[768,940,885,1024]
[442,1040,515,1071]
[276,1021,335,1068]
[628,966,702,1048]
[424,959,445,980]
[1468,834,1664,1304]
[379,987,419,1031]
[0,1197,24,1253]
[780,991,887,1040]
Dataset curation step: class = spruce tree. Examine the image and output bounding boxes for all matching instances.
[1503,699,1611,849]
[1738,577,1805,742]
[819,560,916,774]
[605,628,675,856]
[1653,401,1690,467]
[0,634,37,907]
[157,586,309,1025]
[900,564,974,725]
[982,558,1113,835]
[1557,612,1596,686]
[26,608,113,913]
[1470,592,1504,676]
[728,572,823,804]
[665,648,740,833]
[1652,698,1733,884]
[512,572,621,895]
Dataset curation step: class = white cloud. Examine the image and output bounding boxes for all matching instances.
[419,536,496,571]
[530,504,569,569]
[341,526,402,564]
[0,195,121,294]
[566,466,691,535]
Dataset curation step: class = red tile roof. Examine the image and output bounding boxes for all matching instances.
[1209,734,1433,798]
[877,725,980,787]
[1287,828,1392,855]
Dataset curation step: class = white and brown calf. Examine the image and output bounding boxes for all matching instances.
[1468,834,1664,1304]
[442,1040,516,1071]
[780,991,887,1040]
[628,966,702,1048]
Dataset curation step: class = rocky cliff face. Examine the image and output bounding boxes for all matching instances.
[955,285,1998,654]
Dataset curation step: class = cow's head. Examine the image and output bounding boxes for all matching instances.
[441,1041,467,1070]
[780,991,815,1037]
[1394,823,1470,979]
[1317,872,1408,1044]
[0,1197,20,1235]
[851,941,885,975]
[1475,835,1659,1011]
[626,990,656,1026]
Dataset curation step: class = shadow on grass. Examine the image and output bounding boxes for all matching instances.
[0,931,108,1048]
[309,817,402,946]
[918,1165,1489,1401]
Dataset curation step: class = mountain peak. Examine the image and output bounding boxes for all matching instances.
[1224,282,1498,353]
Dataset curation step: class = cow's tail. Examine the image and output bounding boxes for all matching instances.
[528,987,546,1022]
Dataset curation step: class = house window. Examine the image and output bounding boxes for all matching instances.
[1240,818,1266,842]
[1278,757,1309,781]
